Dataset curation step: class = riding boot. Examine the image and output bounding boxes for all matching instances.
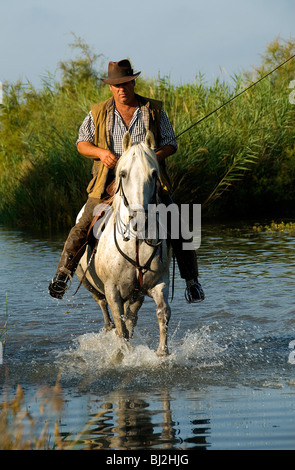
[48,253,80,300]
[159,190,205,303]
[170,236,204,303]
[49,197,102,299]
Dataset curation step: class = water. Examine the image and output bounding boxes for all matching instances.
[0,222,295,450]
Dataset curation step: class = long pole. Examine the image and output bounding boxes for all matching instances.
[157,54,295,151]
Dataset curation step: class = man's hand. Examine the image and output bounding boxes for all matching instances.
[99,149,119,169]
[77,141,118,169]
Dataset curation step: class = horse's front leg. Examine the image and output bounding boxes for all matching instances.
[105,284,129,339]
[124,294,144,338]
[92,294,114,332]
[149,282,171,356]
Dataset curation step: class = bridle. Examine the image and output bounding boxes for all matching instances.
[115,168,159,210]
[114,172,163,287]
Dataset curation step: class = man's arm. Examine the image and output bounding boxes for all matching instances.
[76,111,118,169]
[156,144,176,163]
[156,110,178,162]
[77,141,118,169]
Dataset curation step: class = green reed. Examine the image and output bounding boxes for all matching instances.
[0,36,294,229]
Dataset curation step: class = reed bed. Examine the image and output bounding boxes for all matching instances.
[0,381,113,450]
[0,36,294,229]
[253,220,295,234]
[0,382,64,450]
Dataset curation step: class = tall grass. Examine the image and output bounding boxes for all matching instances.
[0,380,65,450]
[141,37,295,216]
[0,36,294,229]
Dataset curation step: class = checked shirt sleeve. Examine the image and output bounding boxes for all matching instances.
[76,111,95,145]
[159,110,178,151]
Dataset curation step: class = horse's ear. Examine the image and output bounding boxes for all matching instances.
[123,132,132,151]
[145,131,156,150]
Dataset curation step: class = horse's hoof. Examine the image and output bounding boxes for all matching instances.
[111,349,125,364]
[157,346,169,357]
[104,322,115,332]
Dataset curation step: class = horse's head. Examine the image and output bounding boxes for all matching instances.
[113,132,160,240]
[115,131,160,213]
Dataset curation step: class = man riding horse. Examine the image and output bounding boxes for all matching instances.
[49,59,204,303]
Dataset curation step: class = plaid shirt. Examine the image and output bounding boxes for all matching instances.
[77,105,177,158]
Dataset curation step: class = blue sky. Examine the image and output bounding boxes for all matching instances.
[1,0,294,87]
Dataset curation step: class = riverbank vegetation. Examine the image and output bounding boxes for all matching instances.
[0,379,106,450]
[0,35,294,230]
[0,382,63,450]
[253,220,295,234]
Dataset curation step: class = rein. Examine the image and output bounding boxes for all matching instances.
[113,221,161,286]
[114,174,163,287]
[74,155,175,297]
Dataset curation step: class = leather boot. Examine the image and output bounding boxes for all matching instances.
[159,190,205,303]
[49,253,82,299]
[171,238,205,303]
[49,197,101,299]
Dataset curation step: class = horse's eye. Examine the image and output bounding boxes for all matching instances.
[151,169,158,179]
[120,170,127,178]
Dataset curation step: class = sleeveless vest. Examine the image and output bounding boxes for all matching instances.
[86,94,171,198]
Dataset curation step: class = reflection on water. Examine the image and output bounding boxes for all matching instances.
[59,389,210,450]
[0,222,295,449]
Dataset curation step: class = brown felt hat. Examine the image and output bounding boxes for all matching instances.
[101,59,141,85]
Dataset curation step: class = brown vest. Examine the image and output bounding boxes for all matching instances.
[86,94,170,198]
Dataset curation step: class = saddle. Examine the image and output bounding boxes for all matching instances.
[87,180,116,245]
[75,179,176,299]
[73,181,116,295]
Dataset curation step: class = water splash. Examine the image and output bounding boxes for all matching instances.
[56,325,227,381]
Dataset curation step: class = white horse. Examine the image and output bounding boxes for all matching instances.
[76,131,172,356]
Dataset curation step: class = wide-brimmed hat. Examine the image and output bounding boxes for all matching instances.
[101,59,141,85]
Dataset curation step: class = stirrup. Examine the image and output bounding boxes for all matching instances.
[49,273,72,299]
[185,280,205,304]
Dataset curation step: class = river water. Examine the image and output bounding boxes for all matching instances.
[0,221,295,451]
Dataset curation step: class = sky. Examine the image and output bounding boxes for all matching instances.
[0,0,294,88]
